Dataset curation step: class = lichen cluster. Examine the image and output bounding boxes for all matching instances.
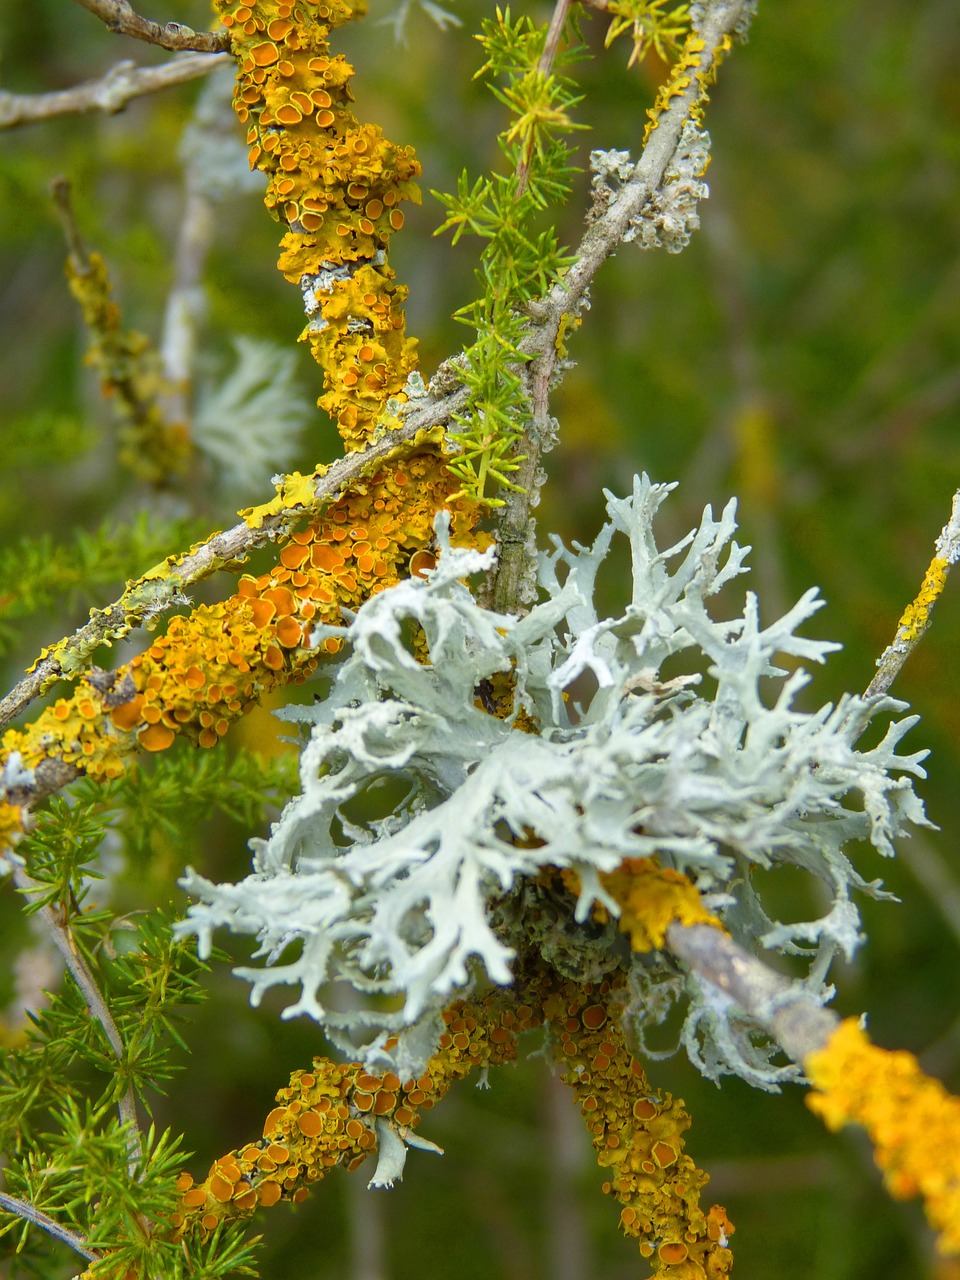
[806,1019,960,1254]
[172,988,536,1239]
[566,858,724,952]
[172,954,732,1277]
[1,453,476,778]
[0,0,480,824]
[546,975,734,1277]
[181,480,926,1089]
[216,0,422,447]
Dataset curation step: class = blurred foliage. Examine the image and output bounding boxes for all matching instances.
[1,0,960,1276]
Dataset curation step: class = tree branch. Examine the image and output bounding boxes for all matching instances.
[0,1192,100,1262]
[865,489,960,698]
[69,0,231,52]
[0,390,468,732]
[0,52,230,130]
[1,0,746,791]
[665,922,839,1065]
[487,0,747,613]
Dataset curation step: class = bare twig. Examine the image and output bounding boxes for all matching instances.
[51,177,89,268]
[11,865,142,1164]
[0,1192,100,1261]
[865,489,960,698]
[159,66,244,429]
[898,833,960,952]
[159,192,214,425]
[69,0,230,52]
[665,922,839,1064]
[0,52,230,130]
[544,1070,591,1280]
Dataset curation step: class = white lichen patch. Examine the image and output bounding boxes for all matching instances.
[179,476,929,1083]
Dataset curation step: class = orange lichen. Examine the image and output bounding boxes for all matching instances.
[171,957,731,1276]
[541,974,733,1278]
[215,0,422,448]
[897,556,949,644]
[0,801,22,851]
[1,452,479,791]
[173,986,539,1239]
[806,1018,960,1255]
[0,0,470,828]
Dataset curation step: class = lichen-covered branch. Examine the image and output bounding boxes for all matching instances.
[865,488,960,698]
[166,960,732,1279]
[1,0,748,762]
[488,0,749,612]
[70,0,231,52]
[666,920,960,1257]
[806,1019,960,1256]
[0,53,229,130]
[0,398,467,737]
[0,0,483,842]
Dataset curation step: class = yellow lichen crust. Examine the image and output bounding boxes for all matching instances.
[1,455,477,788]
[0,801,22,851]
[216,0,422,448]
[806,1018,960,1255]
[543,976,734,1278]
[897,555,949,644]
[64,251,190,485]
[641,29,732,147]
[564,858,724,953]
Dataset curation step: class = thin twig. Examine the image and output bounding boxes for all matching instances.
[11,865,142,1165]
[51,178,89,269]
[665,922,839,1064]
[865,489,960,698]
[0,52,230,130]
[898,832,960,952]
[159,193,214,428]
[514,0,573,199]
[69,0,231,52]
[0,1192,100,1262]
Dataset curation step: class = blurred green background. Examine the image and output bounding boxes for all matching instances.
[2,0,960,1276]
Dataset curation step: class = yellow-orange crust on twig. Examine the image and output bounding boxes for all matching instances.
[170,962,733,1277]
[0,0,481,833]
[216,0,422,447]
[563,858,725,953]
[806,1018,960,1256]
